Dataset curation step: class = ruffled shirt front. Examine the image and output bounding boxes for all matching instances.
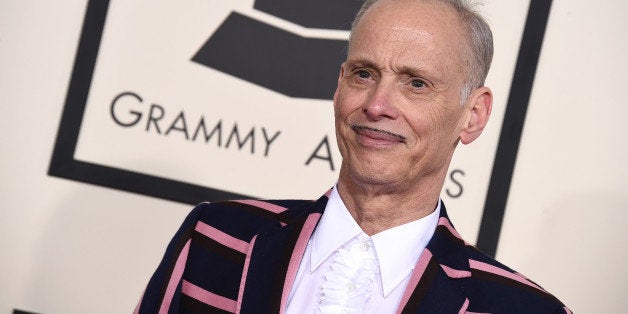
[317,233,377,313]
[285,188,440,314]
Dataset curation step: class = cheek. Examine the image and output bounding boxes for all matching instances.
[406,106,458,146]
[334,87,362,121]
[333,90,355,139]
[407,107,439,137]
[427,108,465,146]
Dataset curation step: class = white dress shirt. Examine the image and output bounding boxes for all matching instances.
[285,188,441,313]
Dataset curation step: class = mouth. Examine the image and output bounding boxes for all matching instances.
[351,124,406,145]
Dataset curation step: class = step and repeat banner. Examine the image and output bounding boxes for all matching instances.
[12,0,628,313]
[50,0,539,255]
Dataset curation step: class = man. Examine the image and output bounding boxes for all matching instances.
[136,0,570,313]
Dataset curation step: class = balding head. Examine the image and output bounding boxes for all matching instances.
[349,0,493,102]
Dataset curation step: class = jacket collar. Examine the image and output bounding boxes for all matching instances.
[396,201,471,313]
[238,194,471,314]
[238,190,330,314]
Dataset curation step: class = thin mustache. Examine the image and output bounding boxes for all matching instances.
[351,124,407,141]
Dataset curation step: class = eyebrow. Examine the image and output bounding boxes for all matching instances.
[397,64,444,87]
[345,57,443,86]
[347,58,433,76]
[345,59,380,71]
[397,65,424,76]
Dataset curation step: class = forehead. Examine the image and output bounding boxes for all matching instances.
[349,0,467,74]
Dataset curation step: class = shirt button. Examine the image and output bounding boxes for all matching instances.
[345,282,355,292]
[359,242,370,252]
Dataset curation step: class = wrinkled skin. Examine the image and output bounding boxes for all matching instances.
[333,0,493,234]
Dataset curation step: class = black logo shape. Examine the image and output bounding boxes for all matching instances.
[254,0,360,30]
[192,1,363,99]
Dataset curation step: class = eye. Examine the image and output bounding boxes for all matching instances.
[411,79,425,88]
[356,69,371,79]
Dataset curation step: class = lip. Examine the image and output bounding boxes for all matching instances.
[352,125,406,147]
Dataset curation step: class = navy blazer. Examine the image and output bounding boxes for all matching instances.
[136,191,570,313]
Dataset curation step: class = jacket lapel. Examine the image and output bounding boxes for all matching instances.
[398,202,472,314]
[238,191,330,314]
[238,196,471,313]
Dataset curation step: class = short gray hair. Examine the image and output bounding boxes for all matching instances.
[349,0,494,103]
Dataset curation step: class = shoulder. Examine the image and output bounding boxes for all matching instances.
[459,242,569,313]
[427,206,569,312]
[183,199,316,241]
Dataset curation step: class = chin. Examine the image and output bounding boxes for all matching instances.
[348,164,402,186]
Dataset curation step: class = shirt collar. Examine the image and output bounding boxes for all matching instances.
[371,204,440,295]
[310,187,441,296]
[310,187,363,271]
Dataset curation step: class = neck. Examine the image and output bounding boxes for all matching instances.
[336,169,445,236]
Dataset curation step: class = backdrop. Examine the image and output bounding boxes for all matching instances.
[1,0,626,313]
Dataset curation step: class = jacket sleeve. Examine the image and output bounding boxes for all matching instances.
[555,306,573,314]
[134,204,205,314]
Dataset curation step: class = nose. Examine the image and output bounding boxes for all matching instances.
[363,81,399,121]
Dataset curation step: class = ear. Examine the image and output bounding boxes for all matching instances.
[459,86,492,145]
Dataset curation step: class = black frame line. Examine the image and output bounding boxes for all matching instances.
[14,310,40,314]
[48,0,245,205]
[477,0,554,257]
[48,0,552,257]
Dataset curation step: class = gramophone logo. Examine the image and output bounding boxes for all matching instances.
[193,0,362,99]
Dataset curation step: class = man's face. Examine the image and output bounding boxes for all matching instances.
[334,0,475,190]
